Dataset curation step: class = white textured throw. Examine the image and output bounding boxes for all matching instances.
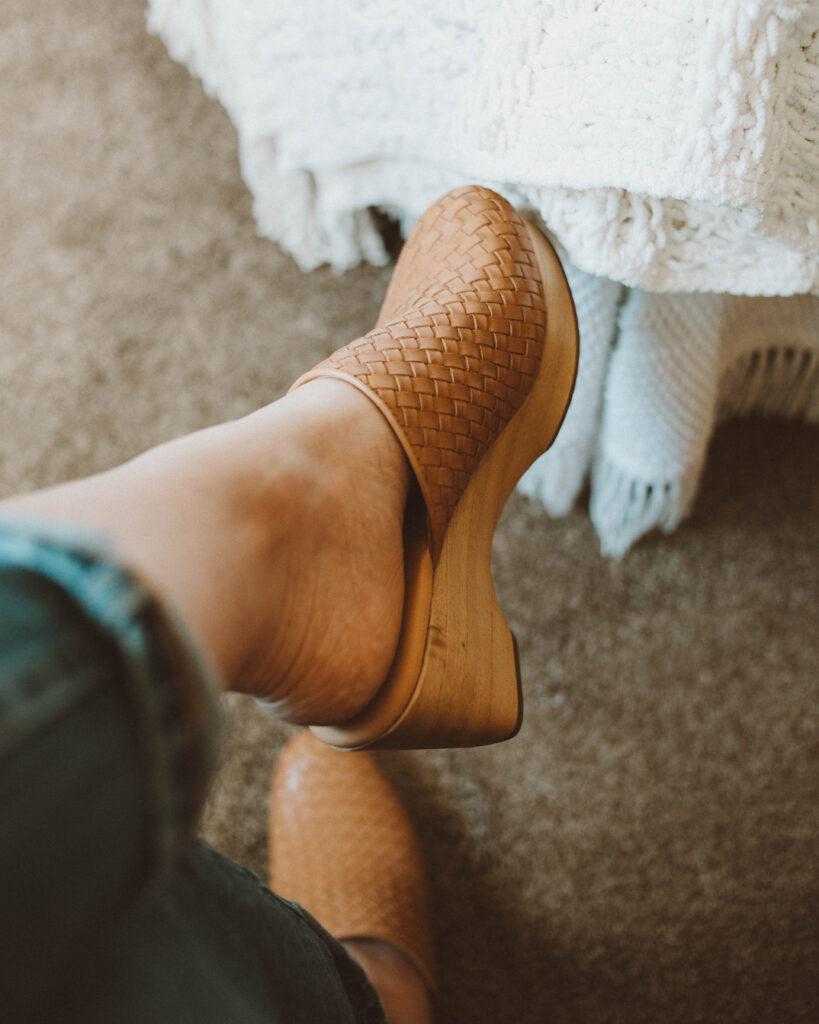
[148,0,819,553]
[520,281,819,554]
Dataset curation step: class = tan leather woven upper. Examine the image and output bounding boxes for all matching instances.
[292,185,546,562]
[270,731,435,990]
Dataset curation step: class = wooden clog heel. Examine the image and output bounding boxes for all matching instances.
[291,186,579,749]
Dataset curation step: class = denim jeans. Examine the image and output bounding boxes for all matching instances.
[0,517,386,1024]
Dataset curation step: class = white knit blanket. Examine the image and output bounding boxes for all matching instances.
[148,0,819,553]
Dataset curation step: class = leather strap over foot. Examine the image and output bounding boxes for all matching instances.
[291,185,547,563]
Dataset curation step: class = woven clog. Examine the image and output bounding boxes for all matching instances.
[292,185,578,748]
[270,731,435,991]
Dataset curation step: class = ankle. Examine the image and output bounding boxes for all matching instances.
[342,939,433,1024]
[221,383,410,721]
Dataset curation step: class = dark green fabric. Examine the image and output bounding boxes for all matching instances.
[0,524,385,1024]
[63,842,380,1024]
[0,566,147,1022]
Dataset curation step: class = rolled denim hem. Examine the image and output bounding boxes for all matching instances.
[0,513,223,889]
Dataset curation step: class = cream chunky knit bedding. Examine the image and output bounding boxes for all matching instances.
[147,0,819,553]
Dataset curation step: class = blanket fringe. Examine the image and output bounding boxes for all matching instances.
[590,460,703,558]
[590,344,818,556]
[518,441,594,517]
[718,345,819,423]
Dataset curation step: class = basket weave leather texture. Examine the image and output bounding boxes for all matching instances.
[270,732,435,990]
[293,185,546,562]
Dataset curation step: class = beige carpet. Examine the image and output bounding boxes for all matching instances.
[2,3,817,1022]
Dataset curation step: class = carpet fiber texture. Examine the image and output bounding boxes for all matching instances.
[1,3,817,1022]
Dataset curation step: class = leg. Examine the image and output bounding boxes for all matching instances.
[0,385,427,1020]
[342,941,432,1024]
[1,379,409,724]
[2,183,570,1018]
[0,521,410,1023]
